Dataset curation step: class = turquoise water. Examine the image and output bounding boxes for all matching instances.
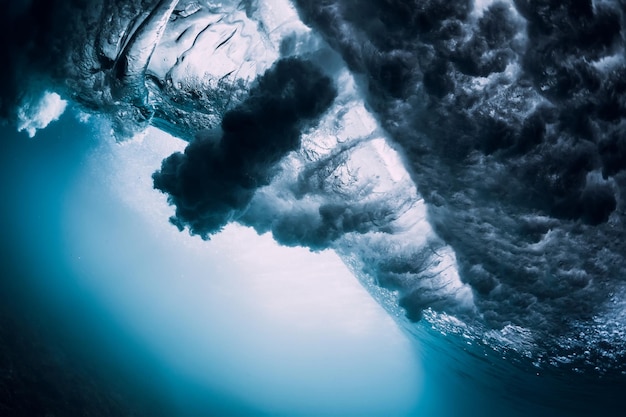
[1,111,625,416]
[0,111,419,416]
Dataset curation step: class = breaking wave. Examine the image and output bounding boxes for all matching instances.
[2,0,626,377]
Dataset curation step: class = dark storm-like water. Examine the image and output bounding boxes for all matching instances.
[1,112,625,417]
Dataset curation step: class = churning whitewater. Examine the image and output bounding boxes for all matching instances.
[2,0,626,383]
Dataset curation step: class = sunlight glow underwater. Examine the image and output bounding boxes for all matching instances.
[10,113,423,417]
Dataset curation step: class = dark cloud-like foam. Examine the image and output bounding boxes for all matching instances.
[152,57,337,238]
[242,195,402,251]
[292,0,626,367]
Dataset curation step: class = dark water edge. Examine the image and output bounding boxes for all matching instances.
[0,116,168,417]
[0,256,258,417]
[409,320,626,417]
[0,268,169,417]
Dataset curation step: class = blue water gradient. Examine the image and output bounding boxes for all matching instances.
[1,109,420,416]
[1,109,625,416]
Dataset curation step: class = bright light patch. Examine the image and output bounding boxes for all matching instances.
[592,53,624,72]
[58,124,423,416]
[472,0,514,17]
[17,91,67,138]
[371,138,408,183]
[474,0,498,14]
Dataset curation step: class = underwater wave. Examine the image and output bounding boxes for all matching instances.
[2,0,626,381]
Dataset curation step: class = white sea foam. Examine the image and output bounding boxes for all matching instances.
[17,91,67,138]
